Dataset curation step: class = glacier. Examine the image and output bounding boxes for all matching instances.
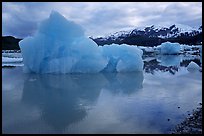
[19,11,144,74]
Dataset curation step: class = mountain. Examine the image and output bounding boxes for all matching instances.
[91,24,202,47]
[2,36,22,50]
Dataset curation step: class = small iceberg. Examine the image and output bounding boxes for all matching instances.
[187,61,201,72]
[156,41,180,55]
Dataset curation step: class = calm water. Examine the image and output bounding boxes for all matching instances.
[2,54,202,134]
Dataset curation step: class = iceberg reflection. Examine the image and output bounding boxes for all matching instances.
[143,54,201,75]
[157,55,181,67]
[21,71,143,133]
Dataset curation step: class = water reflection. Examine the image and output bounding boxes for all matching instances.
[143,54,201,75]
[144,59,179,75]
[20,71,143,133]
[103,72,143,95]
[2,64,202,134]
[156,55,181,67]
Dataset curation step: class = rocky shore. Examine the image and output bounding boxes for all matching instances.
[171,103,202,134]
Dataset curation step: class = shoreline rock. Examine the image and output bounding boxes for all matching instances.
[171,103,202,134]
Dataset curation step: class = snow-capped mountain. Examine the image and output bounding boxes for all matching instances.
[91,24,202,46]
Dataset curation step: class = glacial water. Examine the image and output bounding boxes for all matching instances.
[2,54,202,134]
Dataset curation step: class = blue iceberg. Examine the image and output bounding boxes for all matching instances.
[20,11,143,73]
[157,42,181,55]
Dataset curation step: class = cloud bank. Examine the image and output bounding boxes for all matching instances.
[2,2,202,38]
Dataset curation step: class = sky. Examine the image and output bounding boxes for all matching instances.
[2,2,202,38]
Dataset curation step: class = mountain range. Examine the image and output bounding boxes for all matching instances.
[91,24,202,47]
[2,24,202,50]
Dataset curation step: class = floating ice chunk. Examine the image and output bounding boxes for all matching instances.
[138,46,155,53]
[19,11,143,73]
[157,42,180,55]
[187,61,200,72]
[180,44,192,51]
[2,57,23,63]
[101,44,144,72]
[2,57,23,67]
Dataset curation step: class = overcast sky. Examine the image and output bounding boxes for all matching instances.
[2,2,202,38]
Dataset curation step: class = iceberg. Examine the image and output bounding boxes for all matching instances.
[187,61,200,72]
[19,11,144,74]
[157,42,181,55]
[101,44,143,72]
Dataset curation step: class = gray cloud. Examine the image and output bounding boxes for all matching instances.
[2,2,202,38]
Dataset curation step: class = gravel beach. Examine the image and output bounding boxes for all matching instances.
[171,103,202,134]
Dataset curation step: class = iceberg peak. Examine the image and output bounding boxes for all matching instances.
[38,10,84,40]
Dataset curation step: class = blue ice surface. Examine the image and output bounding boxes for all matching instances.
[157,42,181,55]
[19,11,144,74]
